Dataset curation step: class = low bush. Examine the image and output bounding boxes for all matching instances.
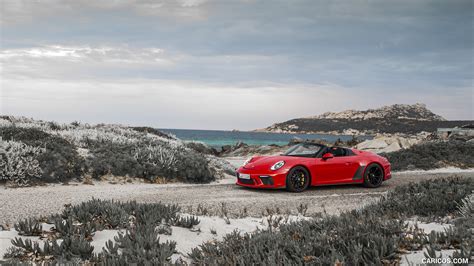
[0,127,86,182]
[14,218,42,236]
[381,140,474,171]
[172,215,201,228]
[87,140,214,183]
[61,198,182,228]
[7,235,94,263]
[86,141,145,180]
[369,176,473,218]
[99,224,177,264]
[0,140,44,186]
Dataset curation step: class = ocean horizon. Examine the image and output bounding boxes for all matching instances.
[160,128,372,148]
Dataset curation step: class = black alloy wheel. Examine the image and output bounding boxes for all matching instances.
[286,166,310,192]
[363,164,384,188]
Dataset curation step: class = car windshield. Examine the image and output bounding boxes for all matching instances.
[283,143,323,157]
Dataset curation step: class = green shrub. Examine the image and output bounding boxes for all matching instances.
[7,235,94,262]
[14,218,42,236]
[86,141,145,179]
[99,224,176,264]
[381,141,474,171]
[0,140,44,186]
[0,127,86,182]
[370,176,474,218]
[87,139,214,183]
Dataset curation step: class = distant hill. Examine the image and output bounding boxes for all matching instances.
[257,103,473,135]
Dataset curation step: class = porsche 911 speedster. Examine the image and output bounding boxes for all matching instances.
[236,142,391,192]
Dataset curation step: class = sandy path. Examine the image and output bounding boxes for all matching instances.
[1,170,473,224]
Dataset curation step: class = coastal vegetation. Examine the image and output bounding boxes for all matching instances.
[2,177,472,264]
[0,116,231,186]
[4,199,196,264]
[190,177,473,264]
[381,141,474,171]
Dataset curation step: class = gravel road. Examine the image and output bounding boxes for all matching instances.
[1,170,473,224]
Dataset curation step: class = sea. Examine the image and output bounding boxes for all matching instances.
[160,129,372,148]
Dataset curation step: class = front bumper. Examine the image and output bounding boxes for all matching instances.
[236,168,287,188]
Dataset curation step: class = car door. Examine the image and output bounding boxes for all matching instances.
[310,148,359,185]
[311,156,347,185]
[334,152,360,183]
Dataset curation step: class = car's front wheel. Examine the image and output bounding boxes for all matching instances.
[286,166,310,192]
[363,163,384,188]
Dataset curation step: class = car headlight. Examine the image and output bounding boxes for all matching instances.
[270,161,285,171]
[242,158,252,166]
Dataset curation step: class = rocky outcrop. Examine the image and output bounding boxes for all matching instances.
[258,103,472,135]
[355,133,430,153]
[436,124,474,142]
[314,103,445,121]
[218,141,285,157]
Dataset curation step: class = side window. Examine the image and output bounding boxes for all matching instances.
[330,147,346,157]
[345,148,355,156]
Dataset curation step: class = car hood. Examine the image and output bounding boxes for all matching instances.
[243,155,300,171]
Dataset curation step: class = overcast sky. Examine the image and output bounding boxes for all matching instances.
[1,0,472,130]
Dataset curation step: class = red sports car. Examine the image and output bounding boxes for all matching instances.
[236,142,391,192]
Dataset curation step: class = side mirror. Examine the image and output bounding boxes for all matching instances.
[322,153,334,160]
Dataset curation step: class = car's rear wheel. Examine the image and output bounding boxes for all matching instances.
[286,166,310,192]
[363,163,384,188]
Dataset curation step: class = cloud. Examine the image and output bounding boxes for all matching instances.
[0,44,292,82]
[0,0,211,25]
[1,45,165,62]
[0,45,178,79]
[0,0,472,127]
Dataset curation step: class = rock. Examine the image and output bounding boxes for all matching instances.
[447,128,474,141]
[218,141,287,157]
[220,145,232,153]
[398,138,411,149]
[356,138,389,150]
[383,142,401,153]
[256,146,273,153]
[207,155,236,176]
[288,137,304,146]
[185,141,218,155]
[342,128,361,135]
[0,223,10,231]
[355,135,424,153]
[314,103,445,121]
[233,141,248,149]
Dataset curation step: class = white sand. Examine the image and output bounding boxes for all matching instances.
[406,220,452,234]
